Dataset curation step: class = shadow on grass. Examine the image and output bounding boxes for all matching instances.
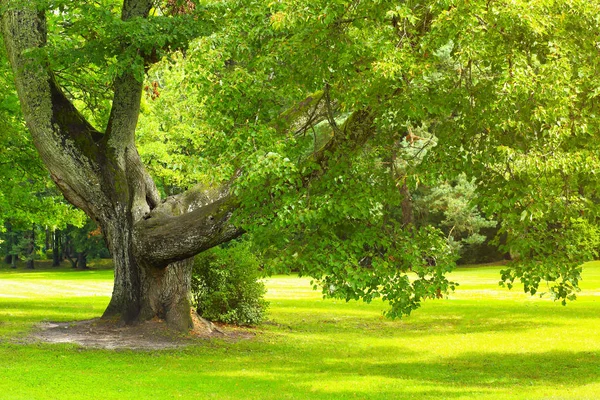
[0,298,106,309]
[272,312,560,338]
[271,298,599,339]
[334,350,600,385]
[196,349,600,399]
[0,267,598,399]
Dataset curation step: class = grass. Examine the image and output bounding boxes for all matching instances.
[0,260,599,399]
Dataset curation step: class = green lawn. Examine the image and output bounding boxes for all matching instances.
[0,261,599,399]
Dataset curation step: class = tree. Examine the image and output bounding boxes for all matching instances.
[2,0,598,330]
[414,173,498,261]
[61,220,109,269]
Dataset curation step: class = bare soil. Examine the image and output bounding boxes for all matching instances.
[26,313,256,350]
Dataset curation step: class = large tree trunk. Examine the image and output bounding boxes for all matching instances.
[138,259,195,332]
[100,188,239,330]
[101,237,195,330]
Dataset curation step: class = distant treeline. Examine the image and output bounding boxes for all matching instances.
[1,219,109,269]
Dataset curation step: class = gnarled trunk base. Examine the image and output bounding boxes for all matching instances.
[102,240,194,332]
[139,259,194,332]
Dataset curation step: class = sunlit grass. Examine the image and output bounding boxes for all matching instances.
[0,261,599,399]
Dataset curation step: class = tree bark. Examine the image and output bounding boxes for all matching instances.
[138,258,195,331]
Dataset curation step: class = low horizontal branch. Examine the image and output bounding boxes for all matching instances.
[133,193,244,268]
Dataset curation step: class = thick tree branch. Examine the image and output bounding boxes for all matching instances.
[1,5,108,217]
[1,7,102,156]
[274,89,373,167]
[48,74,103,152]
[126,145,161,220]
[104,0,154,150]
[134,94,375,267]
[104,73,144,149]
[133,185,243,267]
[274,90,330,136]
[98,0,161,221]
[121,0,155,20]
[311,109,375,169]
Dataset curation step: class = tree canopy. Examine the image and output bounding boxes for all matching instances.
[1,0,599,328]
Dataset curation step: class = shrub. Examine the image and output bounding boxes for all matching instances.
[191,241,268,326]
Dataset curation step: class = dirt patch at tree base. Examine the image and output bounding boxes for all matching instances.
[26,314,256,350]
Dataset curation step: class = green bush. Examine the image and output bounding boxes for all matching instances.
[191,242,268,326]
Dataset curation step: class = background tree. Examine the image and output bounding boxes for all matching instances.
[414,173,499,263]
[61,220,109,269]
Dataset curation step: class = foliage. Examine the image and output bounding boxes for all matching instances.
[135,0,462,318]
[37,0,217,129]
[419,0,600,301]
[191,241,268,325]
[136,0,600,313]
